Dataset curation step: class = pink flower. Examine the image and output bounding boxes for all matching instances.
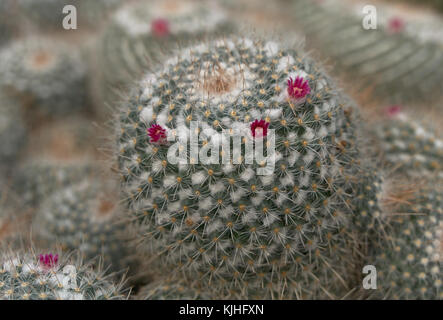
[388,17,405,34]
[147,124,167,143]
[151,18,170,37]
[385,105,402,118]
[287,76,311,100]
[250,119,269,138]
[39,253,58,269]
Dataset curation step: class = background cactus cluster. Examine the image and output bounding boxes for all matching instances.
[0,0,441,300]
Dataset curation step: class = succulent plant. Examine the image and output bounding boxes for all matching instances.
[292,0,443,104]
[0,37,88,118]
[33,179,136,276]
[375,107,443,179]
[115,37,373,299]
[13,160,95,208]
[372,182,442,299]
[18,0,122,30]
[0,250,126,300]
[0,93,26,174]
[138,276,216,300]
[96,0,232,104]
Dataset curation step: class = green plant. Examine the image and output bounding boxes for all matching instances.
[116,37,371,299]
[0,37,88,117]
[0,250,126,300]
[292,0,443,104]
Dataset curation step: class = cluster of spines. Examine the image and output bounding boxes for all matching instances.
[0,250,126,300]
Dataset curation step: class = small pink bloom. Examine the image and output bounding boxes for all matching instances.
[147,124,167,143]
[151,18,170,37]
[388,17,405,34]
[39,253,58,269]
[385,105,402,118]
[287,76,311,100]
[250,119,269,138]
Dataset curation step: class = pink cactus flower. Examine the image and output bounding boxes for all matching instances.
[147,124,167,143]
[287,76,311,101]
[39,253,58,269]
[388,17,405,34]
[385,105,403,118]
[151,18,170,37]
[250,119,269,138]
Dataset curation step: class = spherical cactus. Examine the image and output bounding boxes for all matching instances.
[33,179,136,275]
[0,93,26,173]
[373,183,442,299]
[0,37,88,118]
[0,250,126,300]
[13,160,95,208]
[375,107,443,179]
[116,37,369,299]
[97,0,232,102]
[292,0,443,103]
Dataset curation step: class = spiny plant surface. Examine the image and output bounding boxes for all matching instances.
[33,179,135,275]
[99,0,231,96]
[375,107,443,179]
[13,160,95,208]
[0,251,126,300]
[292,0,443,104]
[0,37,88,117]
[116,37,369,299]
[0,93,26,170]
[372,183,442,299]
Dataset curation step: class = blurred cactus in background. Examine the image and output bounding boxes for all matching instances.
[0,37,89,118]
[95,0,233,108]
[292,0,443,104]
[0,250,126,300]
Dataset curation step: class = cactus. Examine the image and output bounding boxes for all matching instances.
[0,250,126,300]
[17,0,122,30]
[375,107,443,179]
[138,277,216,300]
[0,0,14,48]
[97,0,232,102]
[0,37,88,118]
[292,0,443,104]
[371,182,442,299]
[13,160,95,208]
[115,37,373,299]
[33,179,136,276]
[0,94,26,175]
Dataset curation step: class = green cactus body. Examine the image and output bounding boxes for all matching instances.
[33,180,134,275]
[0,251,125,300]
[116,37,368,298]
[98,0,232,102]
[18,0,122,30]
[374,184,442,299]
[0,38,88,117]
[351,169,386,243]
[0,94,26,172]
[13,161,95,208]
[292,0,443,103]
[376,111,443,178]
[139,277,216,300]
